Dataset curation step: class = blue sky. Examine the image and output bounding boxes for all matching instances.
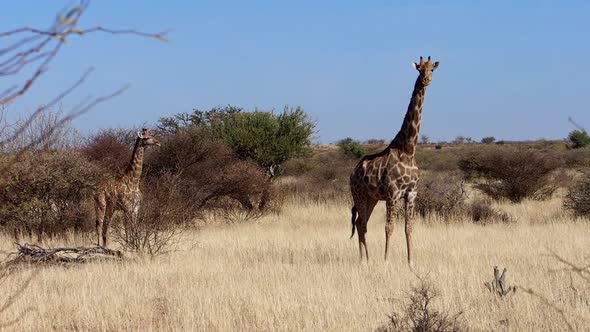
[3,0,590,143]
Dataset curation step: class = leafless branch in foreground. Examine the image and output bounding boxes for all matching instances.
[547,250,590,283]
[519,287,574,332]
[519,252,590,332]
[0,0,167,161]
[0,267,39,328]
[0,0,167,107]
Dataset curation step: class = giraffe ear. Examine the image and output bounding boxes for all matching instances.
[433,61,440,70]
[137,131,144,139]
[412,62,419,70]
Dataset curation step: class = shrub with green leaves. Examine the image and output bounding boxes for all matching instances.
[568,130,590,149]
[159,106,315,178]
[481,136,496,144]
[336,137,366,159]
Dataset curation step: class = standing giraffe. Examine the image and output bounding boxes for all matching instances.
[349,56,439,264]
[94,128,160,247]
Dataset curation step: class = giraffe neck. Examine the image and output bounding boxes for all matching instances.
[123,137,144,188]
[390,76,428,156]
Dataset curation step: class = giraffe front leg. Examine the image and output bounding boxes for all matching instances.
[95,216,104,247]
[128,190,142,223]
[404,191,417,267]
[384,198,396,261]
[102,203,114,248]
[95,195,106,247]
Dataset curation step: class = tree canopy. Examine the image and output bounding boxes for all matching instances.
[158,106,315,178]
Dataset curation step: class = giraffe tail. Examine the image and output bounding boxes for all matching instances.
[350,206,357,239]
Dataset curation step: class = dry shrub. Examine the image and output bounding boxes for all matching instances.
[377,281,465,332]
[459,147,561,202]
[563,172,590,218]
[415,172,468,220]
[563,147,590,169]
[110,174,191,256]
[214,186,285,224]
[0,151,103,240]
[0,106,81,153]
[416,144,485,173]
[145,127,272,221]
[470,200,513,224]
[280,148,355,203]
[81,128,135,175]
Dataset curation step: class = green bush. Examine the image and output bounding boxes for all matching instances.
[568,130,590,149]
[158,106,315,178]
[481,136,496,144]
[0,151,103,240]
[336,137,366,159]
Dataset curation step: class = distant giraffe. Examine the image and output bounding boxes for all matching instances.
[349,56,439,264]
[94,128,160,247]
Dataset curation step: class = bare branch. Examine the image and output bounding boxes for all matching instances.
[0,0,167,106]
[547,250,590,283]
[519,287,575,332]
[0,268,39,328]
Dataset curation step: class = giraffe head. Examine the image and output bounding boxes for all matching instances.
[137,128,161,147]
[412,56,439,86]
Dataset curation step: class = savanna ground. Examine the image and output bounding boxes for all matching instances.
[1,192,588,331]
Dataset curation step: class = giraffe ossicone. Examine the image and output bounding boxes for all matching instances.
[349,56,439,264]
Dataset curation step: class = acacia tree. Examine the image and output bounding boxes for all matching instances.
[159,106,315,210]
[159,105,316,178]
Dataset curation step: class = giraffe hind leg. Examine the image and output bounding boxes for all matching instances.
[357,198,377,261]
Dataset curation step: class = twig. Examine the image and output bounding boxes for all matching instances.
[0,0,167,106]
[0,267,39,328]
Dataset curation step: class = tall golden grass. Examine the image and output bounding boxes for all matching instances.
[1,196,588,331]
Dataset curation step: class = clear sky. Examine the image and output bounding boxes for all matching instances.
[3,0,590,143]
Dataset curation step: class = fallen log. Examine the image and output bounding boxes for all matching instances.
[4,243,123,267]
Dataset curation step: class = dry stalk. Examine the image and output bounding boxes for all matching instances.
[484,266,516,297]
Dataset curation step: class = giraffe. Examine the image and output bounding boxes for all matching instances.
[94,128,160,247]
[349,56,439,264]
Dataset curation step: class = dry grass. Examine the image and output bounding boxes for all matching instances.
[1,197,589,331]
